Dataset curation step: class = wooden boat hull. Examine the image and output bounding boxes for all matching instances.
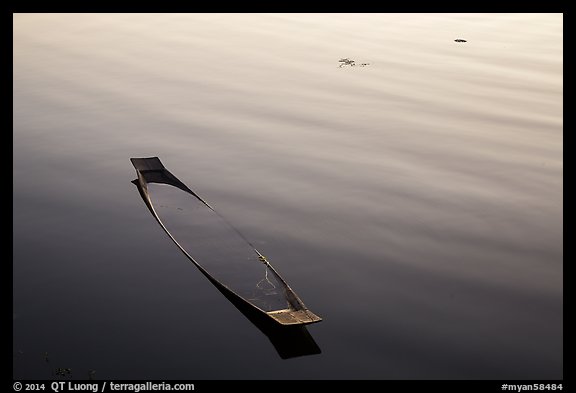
[131,157,322,326]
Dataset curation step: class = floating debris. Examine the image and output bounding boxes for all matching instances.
[338,58,370,68]
[454,39,467,43]
[55,367,72,377]
[338,58,355,67]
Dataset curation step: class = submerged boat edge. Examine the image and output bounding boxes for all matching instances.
[130,157,322,326]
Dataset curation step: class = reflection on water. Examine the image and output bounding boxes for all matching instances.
[13,13,562,379]
[211,269,321,360]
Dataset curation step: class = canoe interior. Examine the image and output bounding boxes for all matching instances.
[131,157,322,326]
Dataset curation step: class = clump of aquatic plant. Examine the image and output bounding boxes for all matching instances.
[338,58,370,67]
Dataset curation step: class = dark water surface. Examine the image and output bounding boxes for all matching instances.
[13,13,562,379]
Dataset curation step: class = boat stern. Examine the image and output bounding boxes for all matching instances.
[266,309,323,326]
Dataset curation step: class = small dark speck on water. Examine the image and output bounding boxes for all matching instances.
[455,39,467,42]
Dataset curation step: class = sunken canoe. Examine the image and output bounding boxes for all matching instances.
[131,157,322,326]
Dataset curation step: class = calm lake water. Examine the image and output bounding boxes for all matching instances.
[13,13,562,379]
